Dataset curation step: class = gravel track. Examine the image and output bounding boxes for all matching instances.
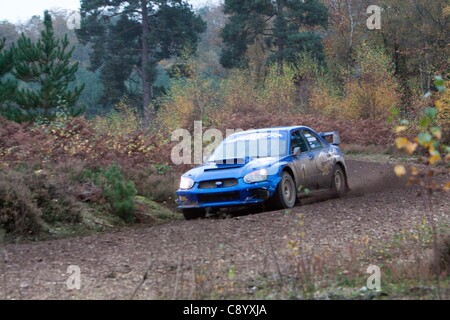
[1,160,449,299]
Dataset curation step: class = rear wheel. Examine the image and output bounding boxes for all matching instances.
[270,171,297,209]
[182,208,206,220]
[331,165,347,196]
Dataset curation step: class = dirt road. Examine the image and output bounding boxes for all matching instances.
[1,160,449,299]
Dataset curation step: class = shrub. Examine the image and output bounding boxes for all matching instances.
[0,114,159,170]
[341,43,402,120]
[215,69,259,123]
[92,99,141,137]
[424,232,450,279]
[309,77,342,116]
[436,80,450,144]
[290,52,322,112]
[311,43,402,121]
[258,64,297,113]
[28,167,86,225]
[85,163,137,223]
[134,196,179,224]
[156,78,199,133]
[0,161,102,236]
[125,166,178,205]
[435,233,450,276]
[156,55,222,134]
[0,169,43,235]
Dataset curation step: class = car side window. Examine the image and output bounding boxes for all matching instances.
[291,130,309,154]
[302,130,324,150]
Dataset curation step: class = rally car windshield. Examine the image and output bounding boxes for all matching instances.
[208,131,288,163]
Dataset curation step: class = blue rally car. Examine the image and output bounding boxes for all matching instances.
[176,126,349,220]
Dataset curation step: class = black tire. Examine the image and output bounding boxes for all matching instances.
[270,171,297,209]
[331,165,347,196]
[182,208,206,220]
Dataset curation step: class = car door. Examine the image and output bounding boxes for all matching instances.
[290,130,314,191]
[301,130,328,189]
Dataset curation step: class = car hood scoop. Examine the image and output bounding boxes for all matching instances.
[204,165,243,171]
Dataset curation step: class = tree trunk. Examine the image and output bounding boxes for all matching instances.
[424,41,432,92]
[393,40,400,76]
[276,0,284,76]
[141,2,152,128]
[277,40,284,76]
[347,0,355,74]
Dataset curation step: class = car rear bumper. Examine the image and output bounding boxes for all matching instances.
[176,178,280,209]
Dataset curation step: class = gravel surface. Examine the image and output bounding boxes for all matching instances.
[1,160,449,299]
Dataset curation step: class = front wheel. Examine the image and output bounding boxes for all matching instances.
[182,208,206,220]
[269,171,297,209]
[331,165,347,196]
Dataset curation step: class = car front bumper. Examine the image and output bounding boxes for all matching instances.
[176,177,281,209]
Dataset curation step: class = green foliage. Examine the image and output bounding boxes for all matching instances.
[158,58,303,133]
[220,0,273,69]
[342,43,402,120]
[72,68,104,117]
[259,63,297,111]
[92,99,142,136]
[434,78,450,144]
[0,38,19,120]
[379,0,450,91]
[12,11,84,120]
[85,163,137,223]
[395,77,449,189]
[77,0,206,114]
[0,160,138,238]
[133,196,178,223]
[309,75,341,115]
[311,43,401,120]
[157,50,224,131]
[0,39,16,102]
[154,164,172,175]
[221,0,328,72]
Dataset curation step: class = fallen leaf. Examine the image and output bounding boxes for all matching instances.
[444,182,450,192]
[395,137,409,149]
[431,127,442,140]
[394,165,407,177]
[395,126,407,134]
[406,142,418,154]
[429,155,441,165]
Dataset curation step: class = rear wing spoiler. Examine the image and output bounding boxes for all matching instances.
[319,131,341,146]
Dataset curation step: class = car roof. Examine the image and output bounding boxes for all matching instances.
[233,126,313,135]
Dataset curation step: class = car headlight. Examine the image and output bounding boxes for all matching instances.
[244,169,268,184]
[179,176,195,190]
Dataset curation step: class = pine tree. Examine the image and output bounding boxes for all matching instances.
[13,11,84,119]
[220,0,328,75]
[0,38,16,108]
[77,0,206,126]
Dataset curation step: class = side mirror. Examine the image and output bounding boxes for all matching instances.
[320,131,341,145]
[293,147,301,156]
[332,132,341,146]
